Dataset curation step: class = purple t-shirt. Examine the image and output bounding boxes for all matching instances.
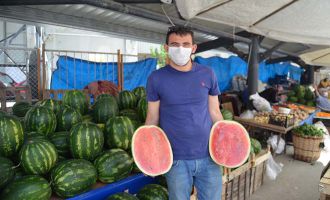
[146,63,220,160]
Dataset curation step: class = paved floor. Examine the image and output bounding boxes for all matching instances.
[251,137,330,200]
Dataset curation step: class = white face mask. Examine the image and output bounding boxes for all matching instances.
[323,92,329,97]
[168,46,192,66]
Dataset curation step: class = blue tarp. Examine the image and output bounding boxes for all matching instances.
[51,55,302,93]
[51,56,157,91]
[194,56,303,92]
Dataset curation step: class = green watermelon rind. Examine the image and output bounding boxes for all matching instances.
[0,157,15,189]
[0,175,51,200]
[51,159,97,198]
[69,122,104,161]
[19,139,58,175]
[137,184,168,200]
[0,115,24,158]
[105,116,134,150]
[94,149,133,183]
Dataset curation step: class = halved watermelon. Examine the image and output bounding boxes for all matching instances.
[131,125,173,176]
[209,120,250,168]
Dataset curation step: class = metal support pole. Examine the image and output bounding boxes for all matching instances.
[247,35,260,109]
[307,66,314,85]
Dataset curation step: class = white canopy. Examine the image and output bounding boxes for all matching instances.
[300,48,330,67]
[175,0,330,46]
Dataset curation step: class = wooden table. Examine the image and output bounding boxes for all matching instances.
[320,162,330,200]
[234,117,296,153]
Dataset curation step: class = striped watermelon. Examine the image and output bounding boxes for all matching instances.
[13,167,25,181]
[24,132,48,142]
[119,109,140,122]
[0,175,51,200]
[12,101,32,117]
[132,86,146,102]
[24,106,57,136]
[56,107,82,131]
[82,114,94,122]
[63,90,88,115]
[0,157,14,189]
[51,159,97,198]
[119,90,137,110]
[0,115,24,157]
[137,98,147,122]
[137,184,168,200]
[0,110,7,117]
[19,139,58,175]
[37,99,62,114]
[69,122,104,161]
[108,192,139,200]
[94,149,133,183]
[96,93,114,101]
[49,131,70,157]
[92,96,119,123]
[105,116,134,150]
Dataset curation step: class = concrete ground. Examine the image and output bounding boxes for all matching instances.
[251,139,330,200]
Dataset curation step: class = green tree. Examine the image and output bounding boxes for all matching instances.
[150,46,167,68]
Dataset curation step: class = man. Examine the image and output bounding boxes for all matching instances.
[145,26,223,200]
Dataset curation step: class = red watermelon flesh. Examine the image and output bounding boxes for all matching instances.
[209,120,250,168]
[132,125,173,176]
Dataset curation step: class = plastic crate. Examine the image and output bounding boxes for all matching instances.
[67,174,158,200]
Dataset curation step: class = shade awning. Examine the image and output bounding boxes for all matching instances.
[175,0,330,46]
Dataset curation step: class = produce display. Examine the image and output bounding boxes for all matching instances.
[24,106,57,136]
[293,124,324,137]
[0,115,24,157]
[250,138,262,154]
[56,106,82,131]
[0,157,14,189]
[132,125,173,176]
[221,109,233,120]
[12,101,32,117]
[19,139,58,175]
[108,192,139,200]
[105,116,135,150]
[137,184,168,200]
[50,159,97,198]
[209,120,251,168]
[287,85,315,106]
[69,122,104,161]
[0,175,52,200]
[253,112,269,124]
[118,90,138,110]
[132,86,146,102]
[0,86,174,199]
[63,90,88,115]
[269,112,294,127]
[92,95,119,123]
[37,99,62,114]
[94,149,133,183]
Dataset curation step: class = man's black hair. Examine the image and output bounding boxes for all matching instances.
[166,26,194,45]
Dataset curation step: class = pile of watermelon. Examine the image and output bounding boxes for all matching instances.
[0,87,164,200]
[287,85,315,106]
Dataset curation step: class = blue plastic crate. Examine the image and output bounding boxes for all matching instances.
[67,174,157,200]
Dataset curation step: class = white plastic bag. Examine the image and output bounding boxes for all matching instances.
[267,135,285,154]
[314,121,329,135]
[249,93,272,112]
[266,155,283,180]
[239,110,255,119]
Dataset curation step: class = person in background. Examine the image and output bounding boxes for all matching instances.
[145,26,223,200]
[314,84,330,111]
[259,85,284,104]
